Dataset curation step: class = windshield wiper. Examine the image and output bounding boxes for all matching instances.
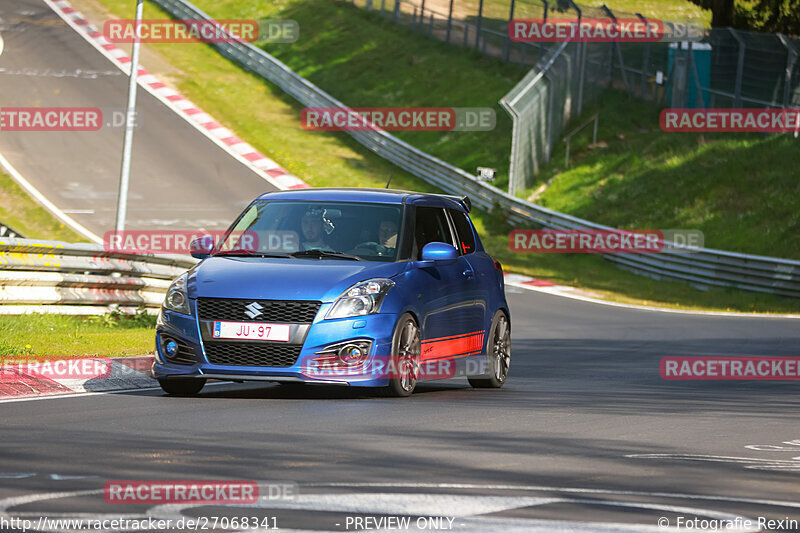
[290,249,362,261]
[213,249,291,258]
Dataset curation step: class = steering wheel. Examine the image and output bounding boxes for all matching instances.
[353,241,397,256]
[354,241,381,252]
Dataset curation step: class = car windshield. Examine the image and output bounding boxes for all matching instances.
[215,200,404,262]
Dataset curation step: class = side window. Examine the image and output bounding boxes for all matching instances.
[414,206,453,257]
[449,210,476,255]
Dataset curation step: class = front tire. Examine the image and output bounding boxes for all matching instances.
[468,311,510,389]
[383,313,421,397]
[158,378,206,396]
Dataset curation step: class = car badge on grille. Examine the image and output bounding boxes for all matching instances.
[244,302,264,319]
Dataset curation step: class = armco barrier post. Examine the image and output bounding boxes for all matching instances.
[503,0,516,62]
[577,42,586,114]
[777,34,797,109]
[445,0,454,43]
[544,71,554,166]
[729,27,745,107]
[641,41,651,100]
[475,0,484,49]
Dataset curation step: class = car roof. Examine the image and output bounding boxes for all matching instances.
[255,188,470,212]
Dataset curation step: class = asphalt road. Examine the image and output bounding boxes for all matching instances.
[1,288,799,532]
[0,0,276,237]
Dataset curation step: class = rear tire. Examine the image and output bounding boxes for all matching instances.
[468,311,510,389]
[383,313,421,397]
[158,378,206,396]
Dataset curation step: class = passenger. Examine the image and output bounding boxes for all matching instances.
[378,219,398,249]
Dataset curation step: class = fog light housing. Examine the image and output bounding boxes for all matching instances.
[314,340,372,367]
[165,340,179,357]
[339,344,368,366]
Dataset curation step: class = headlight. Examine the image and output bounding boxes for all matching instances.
[163,273,190,315]
[326,279,395,319]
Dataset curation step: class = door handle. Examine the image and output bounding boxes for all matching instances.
[462,269,474,279]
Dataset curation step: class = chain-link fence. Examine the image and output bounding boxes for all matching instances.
[351,0,800,195]
[501,27,799,194]
[350,0,550,65]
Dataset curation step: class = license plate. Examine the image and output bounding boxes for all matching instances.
[212,321,291,342]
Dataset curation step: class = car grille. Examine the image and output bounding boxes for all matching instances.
[197,298,321,323]
[204,342,302,367]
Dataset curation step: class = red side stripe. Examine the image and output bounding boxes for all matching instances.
[422,330,484,344]
[421,332,485,361]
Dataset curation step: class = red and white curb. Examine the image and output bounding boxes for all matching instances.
[43,0,310,192]
[0,356,156,400]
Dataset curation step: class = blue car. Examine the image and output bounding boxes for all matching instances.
[153,188,510,397]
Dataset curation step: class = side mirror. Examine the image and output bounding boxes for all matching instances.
[189,236,214,259]
[420,242,459,264]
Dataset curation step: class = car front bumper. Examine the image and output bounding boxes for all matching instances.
[153,304,399,387]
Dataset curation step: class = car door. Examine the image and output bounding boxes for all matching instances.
[413,206,484,369]
[447,207,487,330]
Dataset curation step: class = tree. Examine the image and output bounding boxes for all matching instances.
[734,0,800,34]
[689,0,800,34]
[687,0,735,27]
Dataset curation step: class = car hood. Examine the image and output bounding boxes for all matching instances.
[187,257,407,302]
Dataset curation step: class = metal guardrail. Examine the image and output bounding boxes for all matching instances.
[0,238,195,311]
[149,0,800,299]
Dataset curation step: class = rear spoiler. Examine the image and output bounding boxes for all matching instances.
[445,195,472,213]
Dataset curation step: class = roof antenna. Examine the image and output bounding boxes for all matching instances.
[385,172,393,189]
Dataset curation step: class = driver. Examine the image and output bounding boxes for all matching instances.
[301,207,333,251]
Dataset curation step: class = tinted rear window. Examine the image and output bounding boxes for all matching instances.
[449,209,476,254]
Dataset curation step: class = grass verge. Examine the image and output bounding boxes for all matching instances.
[0,312,155,359]
[72,0,800,314]
[527,91,800,260]
[0,171,84,242]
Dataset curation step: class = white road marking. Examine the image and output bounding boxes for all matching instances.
[149,494,561,521]
[745,439,800,451]
[303,482,800,511]
[627,453,800,471]
[0,152,101,243]
[0,485,767,533]
[0,381,230,404]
